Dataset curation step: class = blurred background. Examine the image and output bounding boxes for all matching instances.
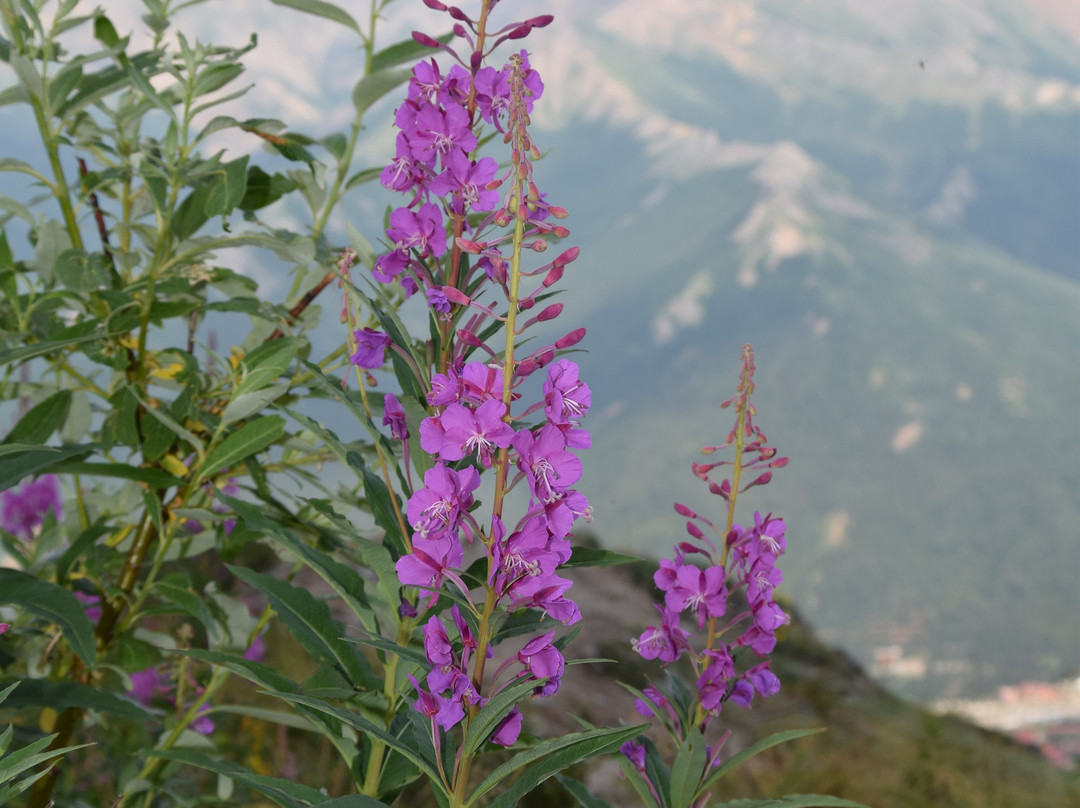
[3,0,1078,781]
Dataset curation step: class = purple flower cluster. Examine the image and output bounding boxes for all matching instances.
[625,346,790,770]
[355,2,590,753]
[397,355,591,744]
[1,474,62,541]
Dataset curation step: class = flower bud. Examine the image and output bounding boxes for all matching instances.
[508,23,532,39]
[530,240,548,252]
[470,49,483,69]
[684,522,705,540]
[536,303,562,321]
[542,264,564,288]
[674,503,697,518]
[413,33,445,53]
[553,245,580,267]
[448,5,470,21]
[456,237,483,253]
[552,225,571,238]
[769,456,789,469]
[422,0,447,9]
[555,328,585,349]
[525,15,555,28]
[441,286,470,305]
[456,328,483,347]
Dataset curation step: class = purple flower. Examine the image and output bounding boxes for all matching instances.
[243,634,267,663]
[407,463,480,541]
[1,474,62,541]
[395,535,464,607]
[543,359,591,426]
[459,362,504,405]
[424,400,515,468]
[664,563,728,628]
[350,328,392,369]
[128,667,161,706]
[621,740,647,772]
[427,366,461,406]
[631,605,688,663]
[429,150,500,213]
[513,424,582,504]
[491,706,522,746]
[410,104,476,164]
[516,630,564,696]
[383,393,409,441]
[0,623,9,636]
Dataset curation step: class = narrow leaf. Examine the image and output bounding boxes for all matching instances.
[198,415,285,481]
[269,0,362,34]
[0,570,95,666]
[470,725,647,807]
[697,729,825,799]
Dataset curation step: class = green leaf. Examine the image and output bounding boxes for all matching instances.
[318,796,394,808]
[1,390,72,444]
[0,570,96,666]
[221,493,378,634]
[204,156,249,217]
[192,62,245,97]
[370,33,453,72]
[221,384,290,424]
[555,774,614,808]
[152,578,220,640]
[269,0,362,35]
[2,679,150,719]
[0,442,98,488]
[181,649,297,694]
[261,692,447,794]
[670,728,707,808]
[462,677,539,759]
[147,749,329,808]
[471,725,648,807]
[708,797,869,808]
[564,546,640,568]
[239,165,296,212]
[0,734,90,799]
[198,415,285,481]
[227,565,377,690]
[697,729,825,800]
[47,461,183,489]
[54,248,111,291]
[352,68,412,115]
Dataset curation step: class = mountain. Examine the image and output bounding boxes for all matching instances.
[517,0,1080,698]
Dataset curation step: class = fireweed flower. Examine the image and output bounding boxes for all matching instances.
[625,345,790,778]
[350,328,392,369]
[370,21,589,754]
[1,474,62,541]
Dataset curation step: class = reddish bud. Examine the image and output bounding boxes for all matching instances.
[726,528,740,547]
[542,264,565,288]
[457,329,483,347]
[674,503,697,519]
[508,23,532,39]
[679,538,706,553]
[719,478,732,496]
[422,0,447,9]
[412,31,441,47]
[684,522,705,541]
[708,481,726,498]
[441,286,470,305]
[770,456,790,469]
[515,357,538,377]
[548,206,569,219]
[555,328,585,349]
[553,245,580,267]
[552,225,571,238]
[518,296,535,311]
[530,240,548,252]
[448,6,469,21]
[456,237,483,253]
[525,15,555,28]
[536,303,563,321]
[470,49,482,69]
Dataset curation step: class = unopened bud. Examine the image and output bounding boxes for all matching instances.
[399,597,418,618]
[679,538,705,553]
[457,329,483,347]
[515,357,538,377]
[412,31,441,47]
[530,240,548,252]
[448,5,469,21]
[441,286,470,305]
[508,23,532,39]
[548,206,569,219]
[534,348,556,367]
[456,237,483,253]
[542,264,564,287]
[555,328,585,349]
[525,14,555,28]
[553,246,580,267]
[536,303,562,321]
[674,503,697,519]
[769,456,790,469]
[470,49,482,69]
[552,225,571,238]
